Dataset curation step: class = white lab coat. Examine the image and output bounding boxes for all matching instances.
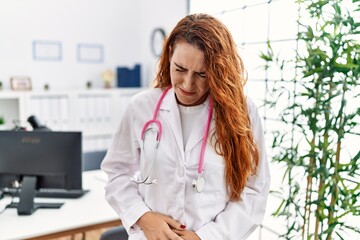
[101,88,270,240]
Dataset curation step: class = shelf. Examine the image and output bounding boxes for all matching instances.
[0,88,146,152]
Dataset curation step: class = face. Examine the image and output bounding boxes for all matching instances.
[169,42,209,106]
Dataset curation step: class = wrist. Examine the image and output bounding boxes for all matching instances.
[136,211,152,228]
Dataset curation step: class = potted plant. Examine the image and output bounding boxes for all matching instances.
[0,116,5,130]
[261,0,360,239]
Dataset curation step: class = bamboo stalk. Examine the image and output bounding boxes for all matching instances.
[315,120,329,239]
[327,90,344,239]
[314,176,323,240]
[303,138,315,239]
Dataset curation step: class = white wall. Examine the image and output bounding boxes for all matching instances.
[0,0,188,90]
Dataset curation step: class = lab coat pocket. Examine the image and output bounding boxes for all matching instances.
[197,161,227,205]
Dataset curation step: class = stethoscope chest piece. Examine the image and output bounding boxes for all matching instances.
[192,176,205,193]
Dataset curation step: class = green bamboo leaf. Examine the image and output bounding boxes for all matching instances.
[352,150,360,162]
[259,51,272,62]
[273,199,286,216]
[335,232,345,240]
[335,63,358,69]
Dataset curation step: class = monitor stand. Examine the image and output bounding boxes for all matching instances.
[6,176,64,215]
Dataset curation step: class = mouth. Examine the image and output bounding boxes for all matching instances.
[179,87,195,96]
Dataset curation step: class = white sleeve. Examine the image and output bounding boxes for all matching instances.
[196,100,271,240]
[100,101,150,233]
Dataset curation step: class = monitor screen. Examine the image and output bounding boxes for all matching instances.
[0,130,83,215]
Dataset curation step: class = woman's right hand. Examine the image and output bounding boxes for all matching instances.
[136,211,185,240]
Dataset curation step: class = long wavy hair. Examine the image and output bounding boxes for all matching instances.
[154,13,259,201]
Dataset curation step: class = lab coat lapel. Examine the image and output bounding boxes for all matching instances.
[160,88,184,154]
[186,98,214,153]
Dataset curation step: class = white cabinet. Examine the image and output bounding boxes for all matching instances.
[0,88,145,152]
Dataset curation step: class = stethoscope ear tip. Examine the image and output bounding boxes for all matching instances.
[152,179,158,184]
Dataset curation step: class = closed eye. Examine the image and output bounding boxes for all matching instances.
[197,73,206,78]
[174,62,205,77]
[174,63,186,72]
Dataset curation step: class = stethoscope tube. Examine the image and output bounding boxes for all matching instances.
[130,86,171,185]
[130,86,213,193]
[129,127,160,185]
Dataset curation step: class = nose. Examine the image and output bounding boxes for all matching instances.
[183,74,194,90]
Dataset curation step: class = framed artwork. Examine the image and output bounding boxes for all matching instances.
[10,77,32,91]
[77,44,104,63]
[33,40,62,61]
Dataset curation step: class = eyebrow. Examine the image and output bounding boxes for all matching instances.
[174,62,205,75]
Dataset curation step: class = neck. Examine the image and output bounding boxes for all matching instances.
[175,92,209,107]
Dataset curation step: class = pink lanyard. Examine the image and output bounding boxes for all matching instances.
[142,86,213,176]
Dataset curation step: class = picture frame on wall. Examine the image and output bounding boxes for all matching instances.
[10,77,32,91]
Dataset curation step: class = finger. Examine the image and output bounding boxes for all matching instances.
[162,215,185,230]
[167,232,184,240]
[172,229,185,236]
[164,226,184,240]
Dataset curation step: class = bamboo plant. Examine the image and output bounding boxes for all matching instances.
[261,0,360,239]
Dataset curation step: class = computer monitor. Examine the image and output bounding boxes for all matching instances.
[0,131,82,215]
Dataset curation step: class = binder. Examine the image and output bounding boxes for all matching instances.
[116,64,141,87]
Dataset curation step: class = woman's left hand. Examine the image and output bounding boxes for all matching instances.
[173,229,201,240]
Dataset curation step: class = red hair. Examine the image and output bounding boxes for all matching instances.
[154,13,259,201]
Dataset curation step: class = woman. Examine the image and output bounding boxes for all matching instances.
[101,13,270,240]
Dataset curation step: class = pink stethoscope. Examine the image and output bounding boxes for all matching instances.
[130,86,213,193]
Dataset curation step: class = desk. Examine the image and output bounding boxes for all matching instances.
[0,170,121,240]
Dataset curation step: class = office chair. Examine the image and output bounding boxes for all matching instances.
[100,226,128,240]
[83,150,107,171]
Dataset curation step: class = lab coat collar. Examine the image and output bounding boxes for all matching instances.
[159,88,184,155]
[159,87,176,111]
[185,97,214,153]
[159,88,214,154]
